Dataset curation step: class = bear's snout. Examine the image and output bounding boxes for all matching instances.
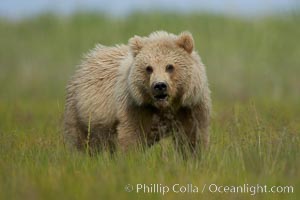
[151,81,169,100]
[153,81,168,92]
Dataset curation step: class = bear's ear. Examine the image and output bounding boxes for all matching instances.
[176,32,194,54]
[128,35,146,57]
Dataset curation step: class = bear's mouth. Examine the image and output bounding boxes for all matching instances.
[154,94,168,101]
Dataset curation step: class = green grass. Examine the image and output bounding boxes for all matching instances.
[0,12,299,199]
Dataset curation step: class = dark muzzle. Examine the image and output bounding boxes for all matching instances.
[151,81,168,100]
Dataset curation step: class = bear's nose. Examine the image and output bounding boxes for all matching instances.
[152,81,168,92]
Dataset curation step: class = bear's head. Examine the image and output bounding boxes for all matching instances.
[127,31,199,109]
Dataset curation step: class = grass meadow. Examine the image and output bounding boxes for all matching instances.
[0,12,299,199]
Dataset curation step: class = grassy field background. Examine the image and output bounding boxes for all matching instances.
[0,12,299,199]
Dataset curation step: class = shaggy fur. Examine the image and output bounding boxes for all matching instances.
[64,31,211,154]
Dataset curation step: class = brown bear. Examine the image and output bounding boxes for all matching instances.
[63,31,211,154]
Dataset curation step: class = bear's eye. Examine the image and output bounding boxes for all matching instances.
[166,64,174,73]
[146,66,153,74]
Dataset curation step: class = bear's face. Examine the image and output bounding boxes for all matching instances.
[128,31,195,109]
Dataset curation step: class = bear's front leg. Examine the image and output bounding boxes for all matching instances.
[117,118,141,152]
[173,113,199,156]
[117,107,154,152]
[174,106,209,156]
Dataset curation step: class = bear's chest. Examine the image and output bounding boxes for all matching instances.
[148,110,179,143]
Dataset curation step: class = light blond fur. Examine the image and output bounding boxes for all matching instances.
[64,31,211,154]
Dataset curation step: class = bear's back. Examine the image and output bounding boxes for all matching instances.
[70,44,129,127]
